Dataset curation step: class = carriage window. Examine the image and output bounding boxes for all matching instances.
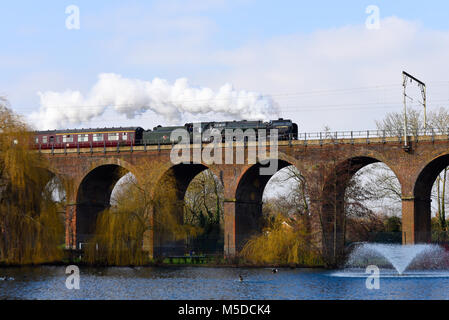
[62,135,73,143]
[35,137,39,144]
[108,133,119,141]
[42,136,48,144]
[93,133,104,142]
[122,132,128,140]
[79,134,89,142]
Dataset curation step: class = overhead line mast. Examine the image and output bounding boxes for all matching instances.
[402,71,427,149]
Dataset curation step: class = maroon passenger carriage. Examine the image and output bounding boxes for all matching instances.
[34,127,144,149]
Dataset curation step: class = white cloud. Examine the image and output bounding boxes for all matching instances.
[30,73,278,130]
[15,15,449,132]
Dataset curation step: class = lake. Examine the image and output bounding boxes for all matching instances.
[0,266,448,300]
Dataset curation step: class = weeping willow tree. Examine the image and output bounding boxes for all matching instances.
[239,165,322,266]
[240,214,322,266]
[84,160,202,266]
[0,99,64,264]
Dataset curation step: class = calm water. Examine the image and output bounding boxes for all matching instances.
[0,266,448,300]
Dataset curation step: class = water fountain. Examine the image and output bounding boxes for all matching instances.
[332,243,449,278]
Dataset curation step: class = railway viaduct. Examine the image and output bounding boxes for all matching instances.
[41,130,449,265]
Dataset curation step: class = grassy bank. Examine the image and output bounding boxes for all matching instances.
[0,250,325,269]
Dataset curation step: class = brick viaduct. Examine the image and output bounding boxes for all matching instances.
[41,132,449,264]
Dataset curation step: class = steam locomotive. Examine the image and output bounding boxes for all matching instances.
[34,118,298,149]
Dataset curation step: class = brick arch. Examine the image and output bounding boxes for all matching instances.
[319,155,403,265]
[232,156,299,251]
[31,164,67,191]
[155,163,212,198]
[230,151,299,197]
[151,162,224,256]
[74,158,137,191]
[415,156,449,198]
[37,166,65,188]
[73,161,135,248]
[327,154,403,210]
[411,152,449,243]
[414,151,449,198]
[332,147,403,184]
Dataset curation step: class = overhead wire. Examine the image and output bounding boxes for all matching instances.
[7,80,449,127]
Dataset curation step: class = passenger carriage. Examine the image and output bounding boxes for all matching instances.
[34,127,144,149]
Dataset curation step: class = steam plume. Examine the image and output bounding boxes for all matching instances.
[30,73,279,129]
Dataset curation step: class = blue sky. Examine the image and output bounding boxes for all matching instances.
[2,1,449,131]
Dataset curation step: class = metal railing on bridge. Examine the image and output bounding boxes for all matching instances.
[37,127,449,155]
[297,128,449,144]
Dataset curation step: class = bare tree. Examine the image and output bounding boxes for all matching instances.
[375,107,423,136]
[266,165,310,218]
[376,106,449,233]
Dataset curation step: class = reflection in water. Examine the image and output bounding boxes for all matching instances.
[0,266,448,300]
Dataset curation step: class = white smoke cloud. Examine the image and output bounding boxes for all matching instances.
[30,73,279,130]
